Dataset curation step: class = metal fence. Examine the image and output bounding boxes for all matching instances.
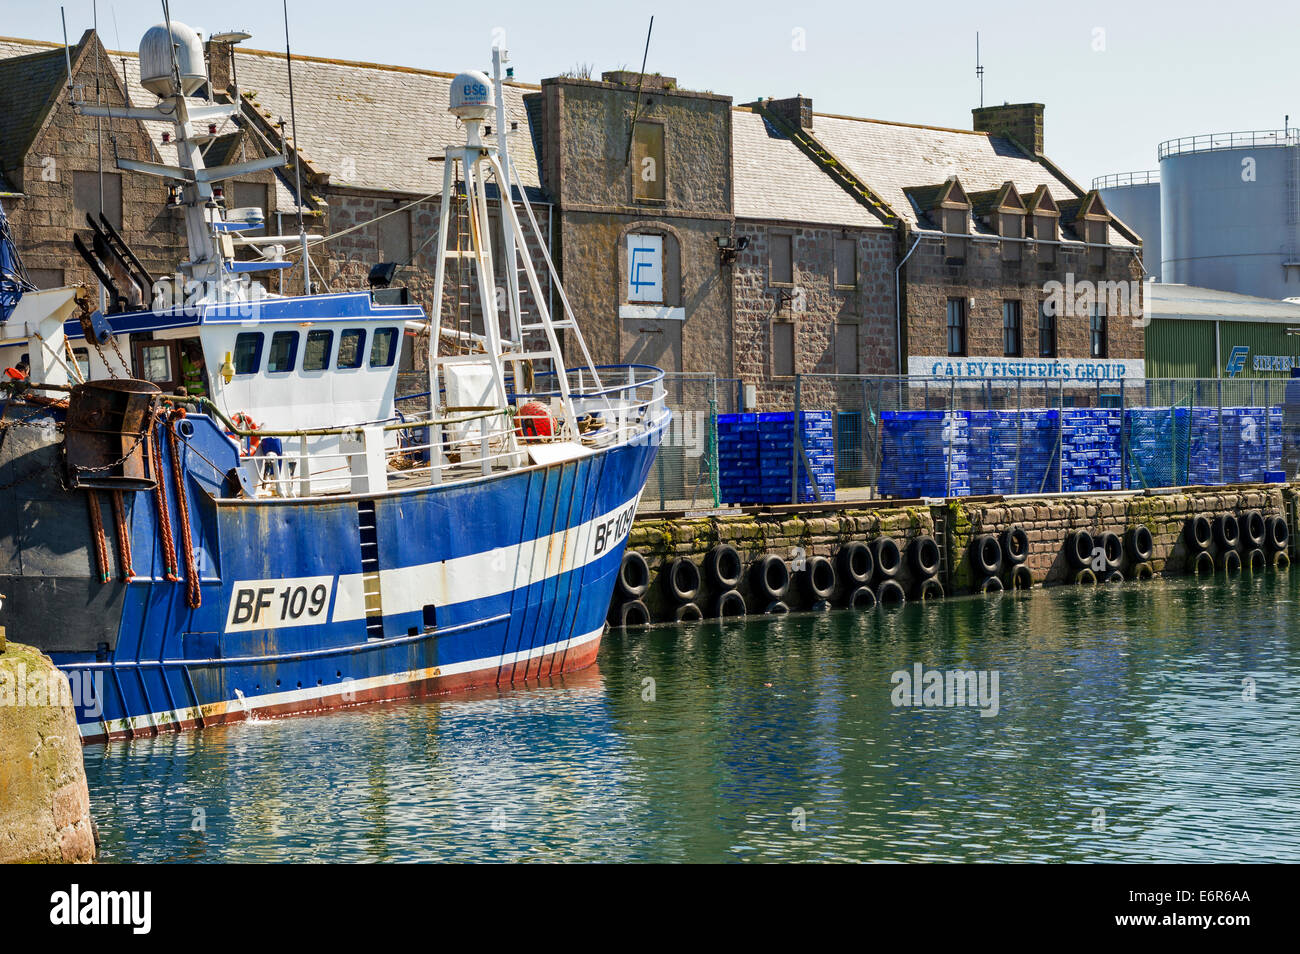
[640,374,1300,510]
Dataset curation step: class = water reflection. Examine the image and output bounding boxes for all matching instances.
[86,575,1300,862]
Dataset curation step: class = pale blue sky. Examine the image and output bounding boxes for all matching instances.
[6,0,1298,186]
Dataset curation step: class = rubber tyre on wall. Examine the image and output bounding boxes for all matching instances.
[1129,563,1154,581]
[1126,525,1154,563]
[875,579,906,607]
[613,599,650,629]
[712,589,747,619]
[1104,570,1124,584]
[1009,565,1033,590]
[617,550,650,599]
[1274,551,1291,570]
[979,575,1004,594]
[871,537,902,580]
[1246,548,1266,573]
[972,534,1003,577]
[801,555,836,602]
[914,578,944,602]
[1074,568,1097,586]
[847,585,876,611]
[1066,530,1095,570]
[1213,514,1241,551]
[1191,550,1215,577]
[704,544,743,590]
[1097,532,1122,570]
[1186,515,1212,552]
[908,535,941,578]
[764,600,789,616]
[1001,526,1030,565]
[1242,511,1266,550]
[751,553,790,602]
[1219,549,1242,574]
[674,602,703,623]
[1265,515,1289,552]
[837,541,873,587]
[663,557,701,604]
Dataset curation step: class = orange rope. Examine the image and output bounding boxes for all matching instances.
[85,488,110,584]
[167,411,202,609]
[109,489,134,581]
[149,416,180,581]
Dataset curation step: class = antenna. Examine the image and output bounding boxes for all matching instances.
[282,0,311,295]
[60,7,74,95]
[623,16,655,165]
[976,32,984,109]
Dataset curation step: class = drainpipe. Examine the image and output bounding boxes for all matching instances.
[894,232,923,374]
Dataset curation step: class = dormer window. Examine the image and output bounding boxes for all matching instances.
[906,177,971,263]
[1025,185,1061,265]
[969,182,1026,262]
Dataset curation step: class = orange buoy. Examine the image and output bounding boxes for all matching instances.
[515,400,555,442]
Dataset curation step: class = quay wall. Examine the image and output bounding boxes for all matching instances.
[622,483,1297,622]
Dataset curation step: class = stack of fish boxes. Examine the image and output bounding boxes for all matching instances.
[1060,408,1122,491]
[1123,406,1189,487]
[879,410,970,498]
[717,411,836,505]
[1186,406,1284,484]
[967,409,1059,495]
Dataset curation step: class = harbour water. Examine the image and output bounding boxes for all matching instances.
[85,573,1300,863]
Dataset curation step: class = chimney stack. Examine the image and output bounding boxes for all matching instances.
[764,95,814,131]
[972,102,1044,155]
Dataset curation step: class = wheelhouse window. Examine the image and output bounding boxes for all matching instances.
[337,329,366,369]
[303,329,333,371]
[946,298,967,357]
[369,327,399,368]
[1002,300,1022,357]
[233,332,263,375]
[268,331,298,373]
[1039,302,1057,358]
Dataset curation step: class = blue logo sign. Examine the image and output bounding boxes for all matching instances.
[630,245,656,291]
[1225,346,1249,378]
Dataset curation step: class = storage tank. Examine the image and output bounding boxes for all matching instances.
[1159,128,1300,299]
[1094,171,1161,281]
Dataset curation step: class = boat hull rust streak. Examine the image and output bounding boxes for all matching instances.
[29,420,663,744]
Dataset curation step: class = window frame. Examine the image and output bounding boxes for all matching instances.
[834,237,857,289]
[1002,300,1022,357]
[1039,301,1057,358]
[337,329,367,371]
[630,119,666,203]
[1090,305,1108,359]
[267,330,299,374]
[232,332,264,376]
[303,329,334,372]
[772,320,796,377]
[946,298,967,357]
[369,327,399,368]
[769,232,794,286]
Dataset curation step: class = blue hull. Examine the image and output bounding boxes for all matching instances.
[33,417,662,743]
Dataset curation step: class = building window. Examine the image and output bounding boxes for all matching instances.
[303,329,333,371]
[770,233,793,285]
[26,268,64,289]
[378,208,412,263]
[773,321,795,376]
[267,331,298,373]
[946,298,967,356]
[834,238,856,288]
[73,171,123,230]
[836,323,858,374]
[1090,306,1108,358]
[1039,302,1057,358]
[631,121,665,202]
[233,332,263,375]
[338,329,366,369]
[370,328,399,368]
[1087,220,1107,268]
[1002,213,1023,262]
[943,208,967,261]
[1002,300,1022,357]
[627,233,664,303]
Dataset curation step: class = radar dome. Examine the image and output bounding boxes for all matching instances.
[449,71,493,121]
[139,22,207,97]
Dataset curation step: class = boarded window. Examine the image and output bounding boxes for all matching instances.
[946,298,966,356]
[835,238,856,288]
[267,331,298,373]
[631,121,665,201]
[73,171,122,230]
[1002,300,1022,357]
[773,321,795,376]
[303,329,333,371]
[770,233,793,285]
[1036,215,1057,263]
[1087,220,1107,268]
[1002,213,1023,261]
[232,182,269,235]
[377,209,412,263]
[1039,301,1057,357]
[836,323,858,373]
[26,268,64,289]
[943,209,967,261]
[338,329,366,369]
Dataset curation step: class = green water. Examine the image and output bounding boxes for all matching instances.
[85,573,1300,862]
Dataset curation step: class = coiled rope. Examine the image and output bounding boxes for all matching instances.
[166,410,202,609]
[149,412,180,582]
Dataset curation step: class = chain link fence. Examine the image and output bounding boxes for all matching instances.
[644,373,1300,509]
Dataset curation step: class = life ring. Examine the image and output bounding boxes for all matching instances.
[229,411,261,455]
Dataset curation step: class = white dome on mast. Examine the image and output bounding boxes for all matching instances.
[139,21,207,97]
[449,71,494,121]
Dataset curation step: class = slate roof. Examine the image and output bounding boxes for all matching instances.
[731,108,880,227]
[809,113,1136,247]
[1149,283,1300,324]
[0,43,68,190]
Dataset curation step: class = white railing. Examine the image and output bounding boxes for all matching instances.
[1158,128,1299,160]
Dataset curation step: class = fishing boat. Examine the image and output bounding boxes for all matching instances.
[0,19,666,743]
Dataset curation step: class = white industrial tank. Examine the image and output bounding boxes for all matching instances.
[139,21,207,97]
[1159,128,1300,299]
[1094,171,1161,281]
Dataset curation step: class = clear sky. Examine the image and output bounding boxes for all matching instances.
[6,0,1298,187]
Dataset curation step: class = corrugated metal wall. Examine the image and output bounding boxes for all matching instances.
[1217,320,1300,377]
[1145,318,1216,377]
